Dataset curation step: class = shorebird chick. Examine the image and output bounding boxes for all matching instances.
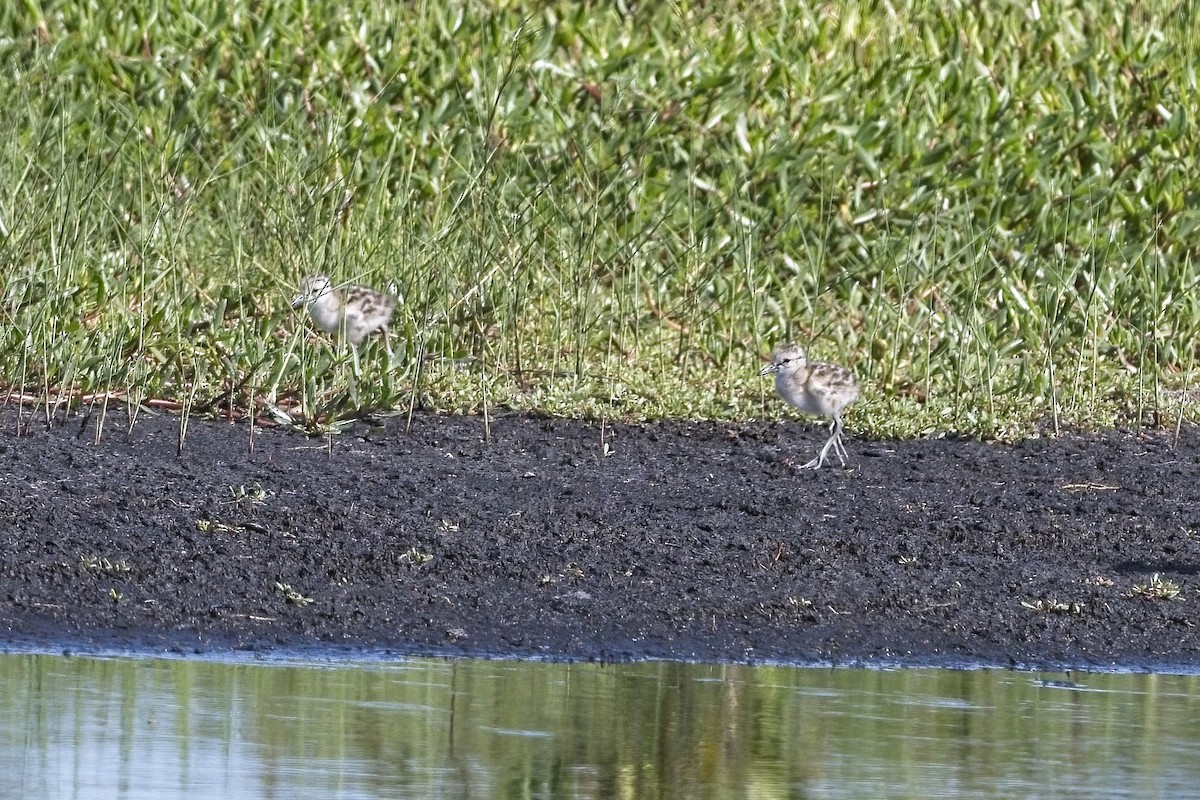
[760,343,859,470]
[292,275,397,355]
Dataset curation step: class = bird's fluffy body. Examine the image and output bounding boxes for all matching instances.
[760,344,859,417]
[760,343,859,469]
[292,275,397,347]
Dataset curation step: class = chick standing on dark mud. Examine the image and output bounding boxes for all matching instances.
[760,343,859,469]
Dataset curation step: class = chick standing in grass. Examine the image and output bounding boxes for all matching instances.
[760,343,859,470]
[292,275,397,356]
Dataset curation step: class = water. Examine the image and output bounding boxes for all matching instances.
[2,652,1198,799]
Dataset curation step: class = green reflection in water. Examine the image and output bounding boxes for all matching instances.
[1,653,1199,799]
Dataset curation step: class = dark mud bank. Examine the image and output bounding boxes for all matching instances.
[2,408,1199,671]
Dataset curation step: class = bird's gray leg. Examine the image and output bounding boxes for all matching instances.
[800,415,848,470]
[798,453,823,470]
[830,414,849,465]
[800,433,834,470]
[833,435,849,464]
[818,433,839,467]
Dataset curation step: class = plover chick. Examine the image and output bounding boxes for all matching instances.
[760,342,859,470]
[292,275,397,355]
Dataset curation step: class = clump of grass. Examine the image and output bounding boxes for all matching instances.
[226,484,272,506]
[79,555,132,577]
[195,519,248,535]
[0,2,1196,439]
[1129,574,1181,600]
[399,547,433,566]
[274,581,313,607]
[1021,599,1084,614]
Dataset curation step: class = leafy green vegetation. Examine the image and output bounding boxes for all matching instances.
[0,1,1196,438]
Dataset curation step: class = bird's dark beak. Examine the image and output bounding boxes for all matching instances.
[291,293,307,308]
[759,363,779,377]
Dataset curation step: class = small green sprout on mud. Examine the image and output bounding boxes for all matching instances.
[226,483,273,505]
[196,519,248,534]
[786,596,818,622]
[399,547,433,565]
[108,588,123,603]
[275,581,314,606]
[80,555,132,576]
[1130,574,1180,600]
[1021,599,1084,614]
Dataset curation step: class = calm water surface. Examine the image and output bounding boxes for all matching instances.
[2,652,1197,799]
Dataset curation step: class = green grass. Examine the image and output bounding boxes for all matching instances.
[0,1,1197,439]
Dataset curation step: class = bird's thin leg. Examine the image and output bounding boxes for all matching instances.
[830,438,846,465]
[830,414,849,465]
[818,433,839,467]
[797,436,823,468]
[833,434,849,464]
[800,419,849,471]
[799,414,851,471]
[799,434,833,470]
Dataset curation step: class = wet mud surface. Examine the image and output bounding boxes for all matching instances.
[1,407,1199,671]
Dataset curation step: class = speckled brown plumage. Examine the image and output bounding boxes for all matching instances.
[292,275,397,351]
